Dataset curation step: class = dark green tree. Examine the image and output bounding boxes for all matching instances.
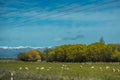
[43,48,52,61]
[100,37,105,44]
[17,52,28,61]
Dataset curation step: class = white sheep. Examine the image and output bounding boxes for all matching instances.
[40,67,45,70]
[106,66,110,69]
[25,67,29,70]
[91,66,94,69]
[36,67,39,70]
[112,68,116,72]
[19,67,22,70]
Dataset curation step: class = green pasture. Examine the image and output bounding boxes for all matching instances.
[0,62,120,80]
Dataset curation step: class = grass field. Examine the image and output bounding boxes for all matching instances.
[0,61,120,80]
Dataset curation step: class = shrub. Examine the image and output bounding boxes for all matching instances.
[17,50,41,61]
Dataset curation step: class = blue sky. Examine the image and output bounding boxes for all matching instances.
[0,0,120,47]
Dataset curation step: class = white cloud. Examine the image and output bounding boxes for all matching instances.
[0,0,120,26]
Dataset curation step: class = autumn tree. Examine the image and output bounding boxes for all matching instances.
[87,43,112,62]
[27,50,41,61]
[47,43,115,62]
[17,50,41,61]
[48,44,87,62]
[111,49,120,62]
[18,43,120,62]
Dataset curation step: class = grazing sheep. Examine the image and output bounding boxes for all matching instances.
[61,67,64,69]
[40,67,45,70]
[49,67,52,69]
[91,66,94,69]
[80,65,82,68]
[99,67,102,71]
[25,67,29,70]
[47,69,50,71]
[66,67,69,70]
[112,68,116,72]
[36,67,39,70]
[19,67,22,70]
[106,66,110,69]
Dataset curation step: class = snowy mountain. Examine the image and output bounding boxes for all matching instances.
[0,46,47,58]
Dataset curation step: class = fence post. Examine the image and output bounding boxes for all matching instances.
[11,72,14,80]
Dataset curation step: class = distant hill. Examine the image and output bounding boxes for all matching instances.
[0,46,46,58]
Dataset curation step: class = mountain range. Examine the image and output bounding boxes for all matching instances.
[0,46,48,58]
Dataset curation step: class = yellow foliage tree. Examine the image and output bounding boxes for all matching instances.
[26,50,41,61]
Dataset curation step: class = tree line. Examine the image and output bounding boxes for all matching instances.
[18,43,120,62]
